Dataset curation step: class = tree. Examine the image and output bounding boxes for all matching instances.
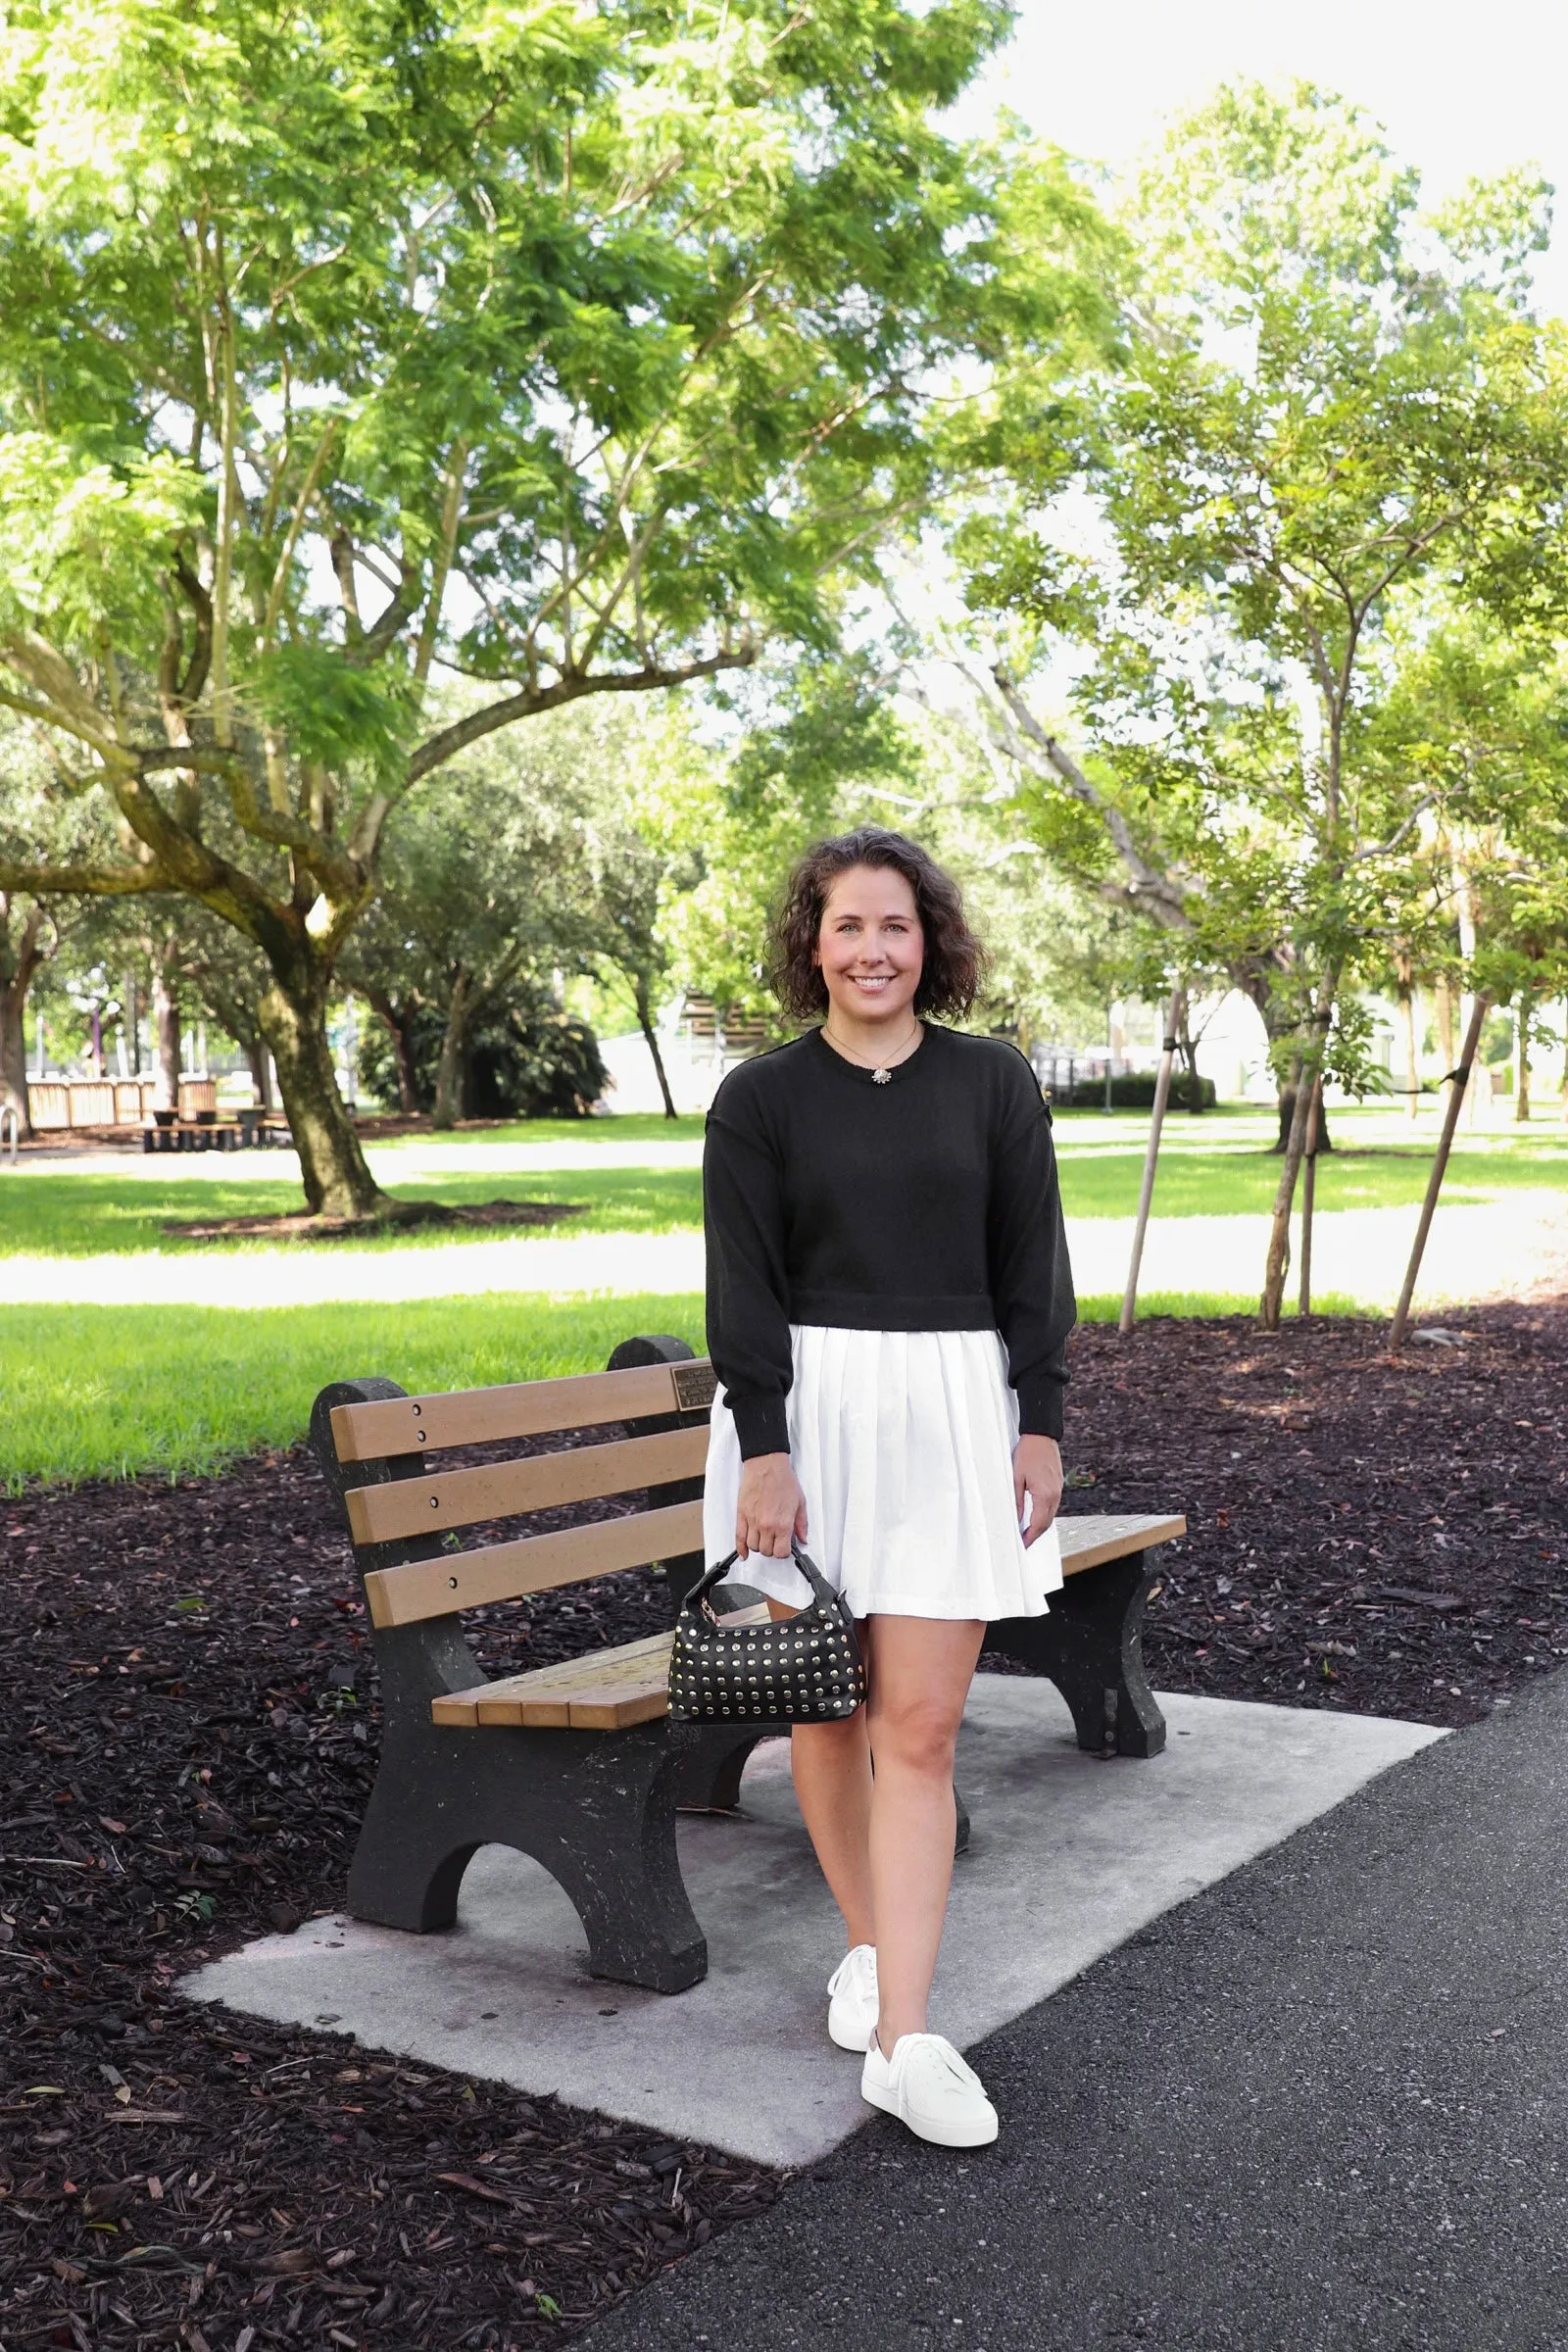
[343,712,611,1128]
[0,0,1110,1214]
[1358,611,1568,1125]
[931,84,1568,1312]
[0,887,47,1132]
[166,909,276,1106]
[0,729,119,1132]
[582,824,689,1119]
[359,988,609,1119]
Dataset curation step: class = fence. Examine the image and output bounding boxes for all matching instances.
[25,1077,220,1130]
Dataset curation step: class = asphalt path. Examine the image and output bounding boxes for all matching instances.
[579,1672,1568,2352]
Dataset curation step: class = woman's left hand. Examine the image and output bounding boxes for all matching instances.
[1013,1434,1063,1547]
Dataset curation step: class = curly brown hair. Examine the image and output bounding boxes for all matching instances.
[768,827,987,1024]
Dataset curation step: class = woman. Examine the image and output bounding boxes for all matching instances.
[702,826,1075,2148]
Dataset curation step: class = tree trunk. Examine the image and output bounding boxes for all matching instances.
[1274,1082,1334,1154]
[245,1038,274,1109]
[634,976,678,1119]
[1260,992,1333,1152]
[1261,986,1339,1329]
[257,956,388,1219]
[152,939,181,1112]
[1514,1000,1532,1124]
[1176,1002,1205,1112]
[1261,1071,1313,1328]
[363,991,424,1112]
[1399,986,1419,1122]
[391,1017,421,1114]
[0,896,48,1141]
[431,974,471,1132]
[1434,976,1455,1075]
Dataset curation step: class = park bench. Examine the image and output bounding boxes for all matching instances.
[310,1336,1185,1994]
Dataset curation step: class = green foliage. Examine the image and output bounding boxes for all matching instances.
[941,80,1568,1103]
[645,650,919,1014]
[0,0,1115,1208]
[358,994,609,1117]
[1056,1071,1217,1110]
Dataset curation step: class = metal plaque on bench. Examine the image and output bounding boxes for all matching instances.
[671,1362,717,1414]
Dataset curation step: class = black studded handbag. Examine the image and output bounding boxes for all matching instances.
[667,1540,866,1724]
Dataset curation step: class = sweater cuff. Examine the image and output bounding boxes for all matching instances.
[728,1393,791,1461]
[1014,1374,1065,1443]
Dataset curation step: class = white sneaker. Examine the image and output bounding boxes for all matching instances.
[861,2031,999,2147]
[826,1944,879,2052]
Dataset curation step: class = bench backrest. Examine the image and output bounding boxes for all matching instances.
[325,1354,717,1631]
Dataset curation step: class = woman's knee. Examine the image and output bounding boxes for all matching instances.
[867,1693,962,1778]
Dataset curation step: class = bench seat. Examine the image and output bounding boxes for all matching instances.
[427,1518,1187,1737]
[433,1631,680,1731]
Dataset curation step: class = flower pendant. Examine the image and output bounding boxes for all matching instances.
[872,1066,891,1084]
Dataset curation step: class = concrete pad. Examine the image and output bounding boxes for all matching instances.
[182,1682,1444,2167]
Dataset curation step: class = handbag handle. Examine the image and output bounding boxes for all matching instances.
[682,1537,841,1623]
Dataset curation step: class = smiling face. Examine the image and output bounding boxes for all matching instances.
[813,862,924,1032]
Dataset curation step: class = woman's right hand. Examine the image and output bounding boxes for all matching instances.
[735,1453,808,1561]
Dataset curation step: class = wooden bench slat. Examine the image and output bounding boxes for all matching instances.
[433,1633,678,1732]
[1058,1513,1186,1573]
[330,1360,716,1463]
[345,1424,710,1546]
[363,1499,706,1628]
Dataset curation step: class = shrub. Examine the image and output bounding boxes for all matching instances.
[359,994,608,1118]
[1054,1071,1217,1110]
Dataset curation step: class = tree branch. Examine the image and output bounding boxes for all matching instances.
[0,856,172,898]
[405,641,760,787]
[987,665,1195,929]
[264,418,339,644]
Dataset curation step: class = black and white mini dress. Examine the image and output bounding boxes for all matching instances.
[700,1025,1076,1622]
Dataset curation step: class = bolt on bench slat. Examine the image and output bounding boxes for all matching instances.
[330,1358,714,1463]
[363,1497,706,1629]
[345,1423,710,1546]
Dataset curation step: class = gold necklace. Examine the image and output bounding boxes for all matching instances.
[821,1018,922,1084]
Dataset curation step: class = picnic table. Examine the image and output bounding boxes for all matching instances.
[142,1110,292,1152]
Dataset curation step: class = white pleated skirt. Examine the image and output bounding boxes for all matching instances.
[701,1326,1063,1621]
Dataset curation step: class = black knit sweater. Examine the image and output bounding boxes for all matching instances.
[703,1024,1076,1459]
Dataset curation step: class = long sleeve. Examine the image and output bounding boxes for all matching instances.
[987,1079,1076,1440]
[703,1088,795,1459]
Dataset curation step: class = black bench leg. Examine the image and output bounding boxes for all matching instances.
[529,1732,709,1991]
[346,1763,479,1932]
[673,1722,770,1813]
[345,1725,708,1992]
[983,1549,1166,1758]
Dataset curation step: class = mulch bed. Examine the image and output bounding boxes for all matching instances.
[163,1201,586,1243]
[3,1304,1564,2349]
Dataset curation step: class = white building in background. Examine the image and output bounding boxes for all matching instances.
[596,984,1568,1116]
[596,996,773,1116]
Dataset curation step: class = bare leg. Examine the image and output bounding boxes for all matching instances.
[766,1597,874,1946]
[864,1614,985,2050]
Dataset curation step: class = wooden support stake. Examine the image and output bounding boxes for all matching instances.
[1297,1072,1323,1316]
[1119,987,1182,1336]
[1388,992,1492,1353]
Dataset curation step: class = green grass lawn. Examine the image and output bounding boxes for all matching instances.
[367,1112,708,1149]
[0,1162,705,1255]
[3,1124,1562,1254]
[0,1287,1366,1489]
[0,1294,703,1488]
